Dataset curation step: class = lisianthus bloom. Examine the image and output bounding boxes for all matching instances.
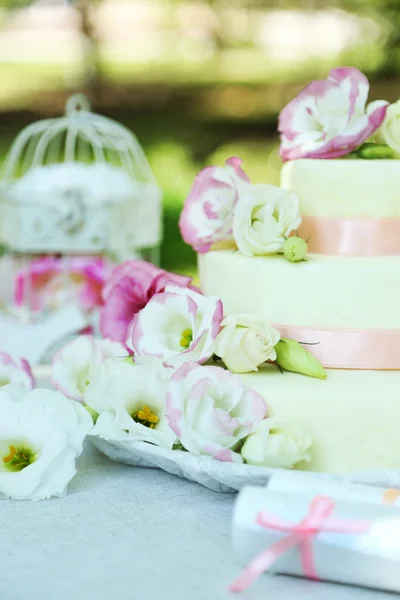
[127,285,223,368]
[14,256,108,313]
[52,335,126,401]
[0,352,34,390]
[166,362,266,462]
[0,386,92,500]
[85,358,175,449]
[179,157,250,252]
[279,67,388,161]
[100,260,193,345]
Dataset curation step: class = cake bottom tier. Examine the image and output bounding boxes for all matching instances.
[241,367,400,474]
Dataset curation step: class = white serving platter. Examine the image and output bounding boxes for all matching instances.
[91,437,400,493]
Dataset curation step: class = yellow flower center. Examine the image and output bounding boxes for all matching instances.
[132,405,159,429]
[2,445,35,472]
[180,328,193,349]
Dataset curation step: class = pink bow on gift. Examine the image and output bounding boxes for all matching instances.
[230,495,371,593]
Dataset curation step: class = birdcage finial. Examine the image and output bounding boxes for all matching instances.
[65,94,91,117]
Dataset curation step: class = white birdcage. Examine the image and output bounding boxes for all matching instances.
[0,94,162,262]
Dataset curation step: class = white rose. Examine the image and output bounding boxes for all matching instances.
[0,386,92,500]
[376,100,400,154]
[85,358,176,449]
[215,314,280,373]
[241,417,312,469]
[233,184,301,257]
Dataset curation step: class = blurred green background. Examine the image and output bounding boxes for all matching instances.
[0,0,399,276]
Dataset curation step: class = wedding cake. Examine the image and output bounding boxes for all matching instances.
[182,67,400,474]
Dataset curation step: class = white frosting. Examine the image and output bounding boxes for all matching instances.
[241,366,400,473]
[199,250,400,328]
[281,159,400,218]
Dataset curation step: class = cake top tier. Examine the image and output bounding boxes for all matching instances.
[281,159,400,218]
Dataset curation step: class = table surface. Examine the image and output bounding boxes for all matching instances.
[1,443,395,600]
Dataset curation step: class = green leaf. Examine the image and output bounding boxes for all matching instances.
[172,441,187,451]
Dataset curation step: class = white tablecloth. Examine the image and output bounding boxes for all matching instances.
[0,442,394,600]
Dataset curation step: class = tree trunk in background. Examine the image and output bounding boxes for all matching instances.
[378,1,400,79]
[75,0,100,88]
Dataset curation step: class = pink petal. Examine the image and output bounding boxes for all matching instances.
[278,79,337,141]
[166,390,183,437]
[100,279,147,344]
[225,156,250,182]
[102,260,163,301]
[328,66,369,120]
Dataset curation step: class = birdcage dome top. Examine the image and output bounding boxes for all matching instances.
[1,94,157,187]
[0,95,162,257]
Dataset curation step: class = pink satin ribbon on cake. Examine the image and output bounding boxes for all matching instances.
[230,496,370,593]
[274,324,400,370]
[297,216,400,256]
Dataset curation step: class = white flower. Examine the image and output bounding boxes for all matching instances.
[0,352,34,390]
[166,362,266,462]
[127,285,223,368]
[0,386,92,500]
[215,315,280,373]
[52,335,126,401]
[233,184,301,257]
[85,358,176,449]
[376,99,400,154]
[241,418,312,469]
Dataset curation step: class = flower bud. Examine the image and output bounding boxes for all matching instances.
[275,338,327,379]
[283,236,308,263]
[356,142,395,159]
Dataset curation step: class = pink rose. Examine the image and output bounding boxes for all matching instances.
[166,362,266,462]
[100,261,193,345]
[279,67,388,161]
[179,156,250,253]
[14,256,108,313]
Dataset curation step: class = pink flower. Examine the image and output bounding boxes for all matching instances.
[179,156,250,253]
[126,285,223,368]
[0,352,35,390]
[100,261,193,345]
[166,362,266,462]
[279,67,388,161]
[14,256,108,313]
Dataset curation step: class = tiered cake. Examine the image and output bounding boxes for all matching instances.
[185,67,400,474]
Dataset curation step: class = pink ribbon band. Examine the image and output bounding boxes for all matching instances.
[296,216,400,256]
[274,323,400,370]
[230,496,370,593]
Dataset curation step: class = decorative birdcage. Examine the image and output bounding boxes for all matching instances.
[0,95,162,327]
[0,94,162,261]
